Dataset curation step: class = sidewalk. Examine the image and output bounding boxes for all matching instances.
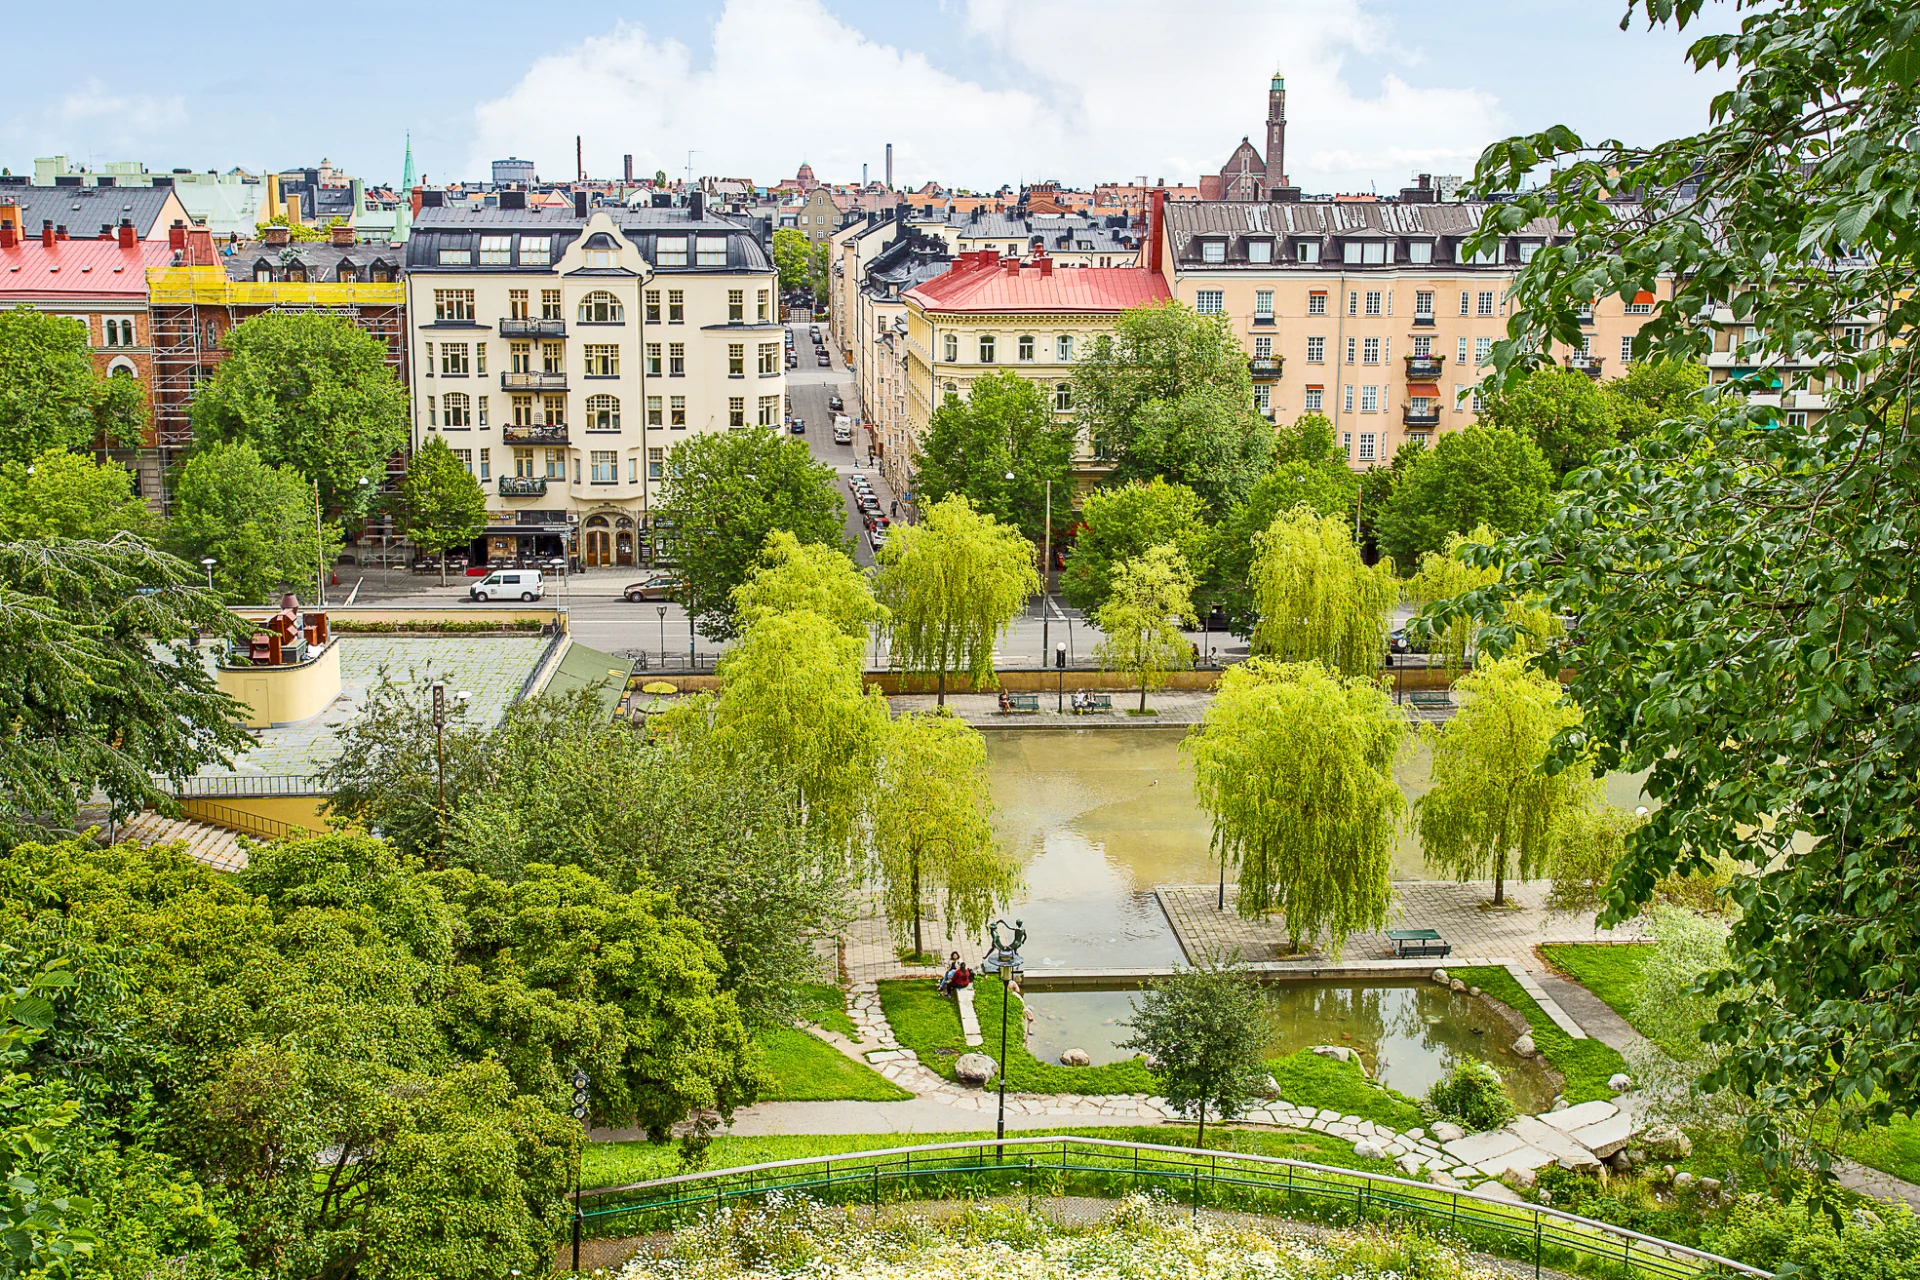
[889,690,1214,728]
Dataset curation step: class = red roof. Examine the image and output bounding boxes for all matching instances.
[906,251,1169,315]
[0,237,175,299]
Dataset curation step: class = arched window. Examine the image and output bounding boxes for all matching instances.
[585,394,620,432]
[203,320,220,348]
[120,319,135,346]
[1054,381,1073,412]
[442,392,471,428]
[578,291,624,323]
[1017,335,1035,361]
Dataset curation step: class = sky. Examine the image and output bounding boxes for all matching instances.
[1,1,1730,194]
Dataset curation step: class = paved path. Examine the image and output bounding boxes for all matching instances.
[890,690,1214,728]
[1530,967,1645,1052]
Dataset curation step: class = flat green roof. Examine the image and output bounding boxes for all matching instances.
[542,640,634,721]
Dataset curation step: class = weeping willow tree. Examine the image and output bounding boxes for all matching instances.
[1184,659,1406,954]
[733,530,887,640]
[1248,506,1399,676]
[872,709,1020,957]
[1405,525,1561,673]
[1093,544,1195,713]
[874,496,1039,705]
[1417,655,1595,905]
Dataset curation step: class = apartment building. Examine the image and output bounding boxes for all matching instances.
[1155,194,1659,466]
[406,192,782,567]
[848,230,951,477]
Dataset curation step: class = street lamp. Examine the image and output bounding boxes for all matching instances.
[569,1069,590,1272]
[657,605,668,667]
[1055,642,1066,713]
[200,557,216,590]
[980,918,1026,1157]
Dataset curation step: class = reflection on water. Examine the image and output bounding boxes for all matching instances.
[1023,981,1559,1113]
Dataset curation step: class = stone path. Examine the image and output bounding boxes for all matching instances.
[956,985,982,1046]
[1530,967,1644,1053]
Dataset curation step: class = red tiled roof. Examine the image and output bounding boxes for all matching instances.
[905,251,1169,315]
[0,237,175,298]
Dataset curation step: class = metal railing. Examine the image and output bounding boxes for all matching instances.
[500,317,566,338]
[499,476,549,496]
[503,424,570,446]
[176,799,311,843]
[501,371,568,391]
[574,1137,1768,1279]
[172,774,325,799]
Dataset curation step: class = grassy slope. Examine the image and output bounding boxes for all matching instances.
[1266,1049,1426,1130]
[756,1027,911,1102]
[794,981,859,1039]
[1449,965,1628,1105]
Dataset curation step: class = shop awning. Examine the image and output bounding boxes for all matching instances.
[1406,382,1441,397]
[482,524,571,537]
[1632,290,1655,305]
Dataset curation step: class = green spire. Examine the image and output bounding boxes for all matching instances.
[401,133,416,192]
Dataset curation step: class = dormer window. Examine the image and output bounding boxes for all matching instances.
[1201,239,1226,264]
[336,261,357,282]
[697,236,729,266]
[1343,240,1389,265]
[1519,241,1542,263]
[1455,243,1499,265]
[253,261,272,282]
[1407,240,1434,265]
[286,263,307,282]
[1247,238,1273,264]
[519,236,551,266]
[369,262,391,283]
[655,236,688,267]
[585,248,616,268]
[1296,240,1321,263]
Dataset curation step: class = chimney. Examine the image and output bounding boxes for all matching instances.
[266,171,281,218]
[0,213,15,250]
[573,190,588,219]
[1037,254,1053,277]
[885,142,893,189]
[410,186,424,218]
[263,224,291,247]
[99,223,114,240]
[186,226,218,266]
[169,219,188,251]
[499,190,527,211]
[1146,187,1167,279]
[42,220,55,248]
[349,176,364,223]
[576,135,584,182]
[117,218,135,249]
[689,190,705,221]
[330,222,355,247]
[624,153,633,183]
[1004,256,1020,276]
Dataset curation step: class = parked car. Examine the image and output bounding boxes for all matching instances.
[790,418,806,434]
[827,393,844,412]
[816,353,831,366]
[470,569,543,602]
[623,573,680,603]
[809,326,821,341]
[785,354,798,369]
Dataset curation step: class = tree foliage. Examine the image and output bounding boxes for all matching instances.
[1372,426,1554,567]
[1416,657,1595,905]
[871,710,1018,956]
[1185,659,1405,952]
[1605,359,1706,441]
[1120,961,1270,1150]
[397,436,485,587]
[1405,526,1560,673]
[912,371,1076,544]
[654,426,848,640]
[1210,450,1360,637]
[1093,545,1195,713]
[187,311,408,520]
[1479,366,1623,479]
[1073,301,1273,511]
[874,496,1038,704]
[1247,507,1398,677]
[165,440,342,604]
[732,530,885,640]
[0,449,152,542]
[1061,479,1211,614]
[1445,0,1920,1152]
[0,308,146,464]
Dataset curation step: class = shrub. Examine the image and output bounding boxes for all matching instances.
[1424,1059,1516,1132]
[1705,1198,1920,1280]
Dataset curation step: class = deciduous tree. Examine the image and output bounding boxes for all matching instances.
[0,308,146,464]
[1479,365,1623,479]
[0,449,152,541]
[913,370,1076,543]
[874,496,1038,705]
[166,440,342,603]
[732,529,885,640]
[1604,359,1706,442]
[1093,544,1195,713]
[1247,507,1398,677]
[398,435,487,586]
[1405,526,1560,673]
[1210,451,1359,637]
[1185,659,1405,952]
[1120,960,1270,1151]
[1371,425,1553,567]
[1061,478,1210,614]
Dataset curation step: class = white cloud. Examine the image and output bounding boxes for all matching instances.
[469,0,1509,191]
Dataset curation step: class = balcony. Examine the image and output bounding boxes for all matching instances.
[1402,403,1442,428]
[1248,356,1284,379]
[498,476,548,497]
[1412,312,1436,327]
[500,317,566,338]
[1404,354,1445,380]
[503,423,569,446]
[1565,354,1605,378]
[501,371,568,391]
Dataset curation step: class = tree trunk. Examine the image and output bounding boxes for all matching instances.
[937,668,946,707]
[1493,850,1506,906]
[1196,1104,1206,1152]
[1140,671,1149,714]
[439,551,447,588]
[911,850,923,959]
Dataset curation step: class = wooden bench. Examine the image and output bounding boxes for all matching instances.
[1400,940,1453,959]
[1388,928,1453,960]
[1004,693,1041,713]
[1073,694,1114,714]
[1407,689,1453,709]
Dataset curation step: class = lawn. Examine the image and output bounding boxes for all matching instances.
[1265,1048,1425,1131]
[878,978,1161,1095]
[793,981,858,1040]
[756,1026,911,1102]
[1449,965,1629,1105]
[1537,943,1653,1024]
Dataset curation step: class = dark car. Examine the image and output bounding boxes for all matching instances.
[827,393,844,412]
[623,572,680,603]
[790,418,805,434]
[816,353,831,367]
[785,354,798,369]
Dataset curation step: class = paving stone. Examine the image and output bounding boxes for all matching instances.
[1537,1100,1618,1132]
[1441,1129,1530,1166]
[1509,1115,1603,1171]
[1568,1112,1636,1158]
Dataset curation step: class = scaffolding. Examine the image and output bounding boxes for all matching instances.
[145,265,409,509]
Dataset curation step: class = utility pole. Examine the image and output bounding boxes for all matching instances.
[314,477,325,607]
[431,680,446,859]
[1042,478,1052,659]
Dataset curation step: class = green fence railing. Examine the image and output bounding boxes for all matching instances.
[574,1136,1769,1280]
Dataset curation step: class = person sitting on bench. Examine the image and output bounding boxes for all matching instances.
[936,951,961,994]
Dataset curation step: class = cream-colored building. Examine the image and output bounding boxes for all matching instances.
[406,193,783,567]
[1157,196,1661,466]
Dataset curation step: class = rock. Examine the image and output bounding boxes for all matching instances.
[1259,1074,1282,1100]
[1660,1165,1675,1183]
[1608,1073,1633,1092]
[1432,968,1450,985]
[1427,1170,1459,1188]
[1431,1121,1466,1143]
[1608,1151,1633,1174]
[1469,986,1482,997]
[1641,1124,1692,1161]
[1511,1033,1537,1057]
[954,1053,998,1085]
[1504,1167,1537,1190]
[1450,978,1468,993]
[1352,1139,1387,1160]
[1059,1048,1091,1067]
[1627,1148,1647,1167]
[1406,1127,1426,1141]
[1673,1171,1695,1190]
[1309,1044,1356,1064]
[1143,1054,1162,1071]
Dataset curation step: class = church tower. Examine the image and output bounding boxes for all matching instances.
[1264,73,1288,191]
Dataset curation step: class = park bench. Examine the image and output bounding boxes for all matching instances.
[1407,689,1453,710]
[1005,693,1041,713]
[1387,928,1453,960]
[1074,694,1114,715]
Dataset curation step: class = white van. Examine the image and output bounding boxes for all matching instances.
[469,569,544,601]
[833,414,853,444]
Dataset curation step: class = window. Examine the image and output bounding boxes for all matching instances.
[579,291,624,323]
[667,290,684,323]
[645,290,661,323]
[1456,244,1499,265]
[1343,431,1352,455]
[584,346,620,379]
[541,341,564,374]
[668,343,685,376]
[441,343,469,376]
[1460,291,1472,317]
[647,396,663,425]
[1195,290,1224,315]
[1346,337,1357,364]
[1475,336,1492,366]
[512,394,534,425]
[1017,335,1035,361]
[645,344,662,376]
[1253,384,1271,412]
[1412,335,1432,358]
[443,392,471,427]
[508,341,530,373]
[426,395,435,428]
[1519,241,1540,262]
[591,451,616,483]
[1056,334,1074,361]
[513,447,535,477]
[1296,240,1320,263]
[477,396,489,426]
[758,342,778,375]
[1358,432,1376,461]
[1361,385,1379,413]
[1201,239,1226,263]
[478,448,490,480]
[574,458,581,484]
[759,395,780,425]
[254,265,272,282]
[728,396,745,427]
[437,247,471,266]
[1842,324,1865,349]
[1307,291,1327,316]
[1365,291,1382,317]
[757,289,770,322]
[479,235,512,265]
[943,334,959,361]
[1306,336,1325,364]
[696,236,728,267]
[1344,384,1355,413]
[504,290,528,322]
[1304,386,1323,412]
[655,237,688,267]
[452,447,472,472]
[670,396,686,427]
[978,335,997,362]
[520,237,551,266]
[1348,291,1359,316]
[541,393,566,424]
[1248,239,1273,264]
[1457,337,1469,365]
[1254,335,1273,358]
[434,289,475,322]
[649,447,664,479]
[1415,290,1434,318]
[1254,290,1274,320]
[1626,299,1652,315]
[1408,241,1433,265]
[1343,241,1388,265]
[475,343,487,375]
[1362,337,1381,364]
[629,456,638,484]
[423,341,433,375]
[1620,335,1636,365]
[1477,291,1496,317]
[728,343,745,376]
[542,289,562,320]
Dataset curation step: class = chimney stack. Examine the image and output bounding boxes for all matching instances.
[99,223,114,240]
[689,190,705,222]
[624,154,633,183]
[1146,187,1167,280]
[117,219,135,249]
[410,186,424,218]
[1037,254,1052,277]
[54,225,68,241]
[263,224,291,247]
[573,190,588,219]
[186,226,218,266]
[576,135,584,182]
[885,142,893,189]
[330,222,355,247]
[169,219,188,251]
[0,214,15,250]
[42,220,55,248]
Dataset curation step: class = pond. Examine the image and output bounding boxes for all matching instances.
[1021,980,1561,1113]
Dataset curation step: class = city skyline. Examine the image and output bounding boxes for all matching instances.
[5,0,1726,194]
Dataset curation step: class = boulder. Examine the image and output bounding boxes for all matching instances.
[1432,968,1450,985]
[1427,1169,1460,1188]
[1310,1044,1356,1064]
[1352,1139,1387,1160]
[1673,1171,1695,1190]
[1608,1150,1633,1174]
[1468,986,1482,997]
[1608,1073,1633,1092]
[1641,1124,1692,1161]
[1059,1048,1091,1067]
[1259,1074,1282,1100]
[1504,1167,1537,1191]
[1431,1121,1466,1143]
[1450,978,1468,994]
[1511,1033,1537,1057]
[954,1053,998,1085]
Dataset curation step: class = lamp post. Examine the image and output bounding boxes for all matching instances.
[431,681,446,857]
[980,918,1026,1158]
[200,557,216,591]
[314,477,326,608]
[657,605,668,667]
[569,1069,590,1273]
[1055,641,1066,712]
